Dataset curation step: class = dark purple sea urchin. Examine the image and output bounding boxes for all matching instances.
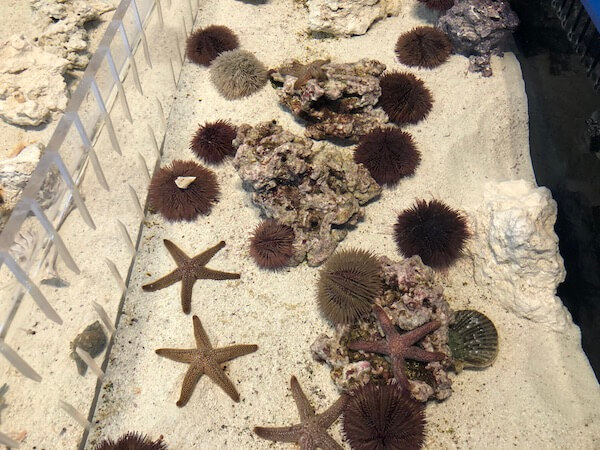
[354,127,421,186]
[185,25,239,66]
[148,160,220,222]
[417,0,455,11]
[249,219,295,269]
[94,431,167,450]
[342,383,425,450]
[395,26,452,69]
[317,248,382,325]
[378,72,433,125]
[190,120,237,164]
[393,199,469,269]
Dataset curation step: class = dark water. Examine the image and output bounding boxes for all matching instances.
[509,0,600,380]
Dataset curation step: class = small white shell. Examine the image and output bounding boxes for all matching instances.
[175,176,197,189]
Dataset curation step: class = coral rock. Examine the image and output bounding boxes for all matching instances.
[270,58,388,142]
[233,121,381,266]
[469,180,572,332]
[307,0,402,37]
[438,0,519,76]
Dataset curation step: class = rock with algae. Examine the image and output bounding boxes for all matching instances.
[311,255,454,402]
[269,58,388,142]
[233,121,381,266]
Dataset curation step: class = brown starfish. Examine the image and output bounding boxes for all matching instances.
[277,59,330,90]
[348,304,446,391]
[142,240,240,314]
[156,315,257,407]
[254,376,346,450]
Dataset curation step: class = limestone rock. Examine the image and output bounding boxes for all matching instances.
[438,0,519,76]
[308,0,402,36]
[0,35,69,126]
[233,121,381,266]
[469,180,572,331]
[270,58,388,141]
[31,0,117,69]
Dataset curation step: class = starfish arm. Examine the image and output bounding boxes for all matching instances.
[391,356,411,391]
[254,424,303,443]
[404,346,446,363]
[205,364,241,402]
[163,239,191,266]
[197,267,241,281]
[192,240,226,266]
[347,339,388,354]
[181,276,195,315]
[142,269,181,292]
[290,376,315,421]
[373,304,398,337]
[316,394,346,429]
[214,344,258,363]
[399,320,442,346]
[314,432,344,450]
[155,348,196,363]
[192,315,213,349]
[176,364,204,407]
[299,434,316,450]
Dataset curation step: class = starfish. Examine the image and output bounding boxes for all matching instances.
[156,315,257,407]
[277,59,330,90]
[142,240,240,314]
[254,376,346,450]
[348,304,446,391]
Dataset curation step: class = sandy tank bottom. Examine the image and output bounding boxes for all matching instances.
[6,0,598,449]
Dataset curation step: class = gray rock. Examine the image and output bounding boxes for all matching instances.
[233,121,381,266]
[438,0,519,76]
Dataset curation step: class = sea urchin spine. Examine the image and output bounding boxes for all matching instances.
[249,219,296,269]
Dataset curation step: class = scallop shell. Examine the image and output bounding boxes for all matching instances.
[449,310,498,370]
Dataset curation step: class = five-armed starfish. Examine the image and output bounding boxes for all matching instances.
[348,304,446,390]
[142,240,240,314]
[156,315,258,407]
[254,376,346,450]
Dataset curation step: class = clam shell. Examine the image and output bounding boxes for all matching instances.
[449,310,498,369]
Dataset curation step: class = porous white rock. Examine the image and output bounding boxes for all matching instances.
[307,0,402,36]
[0,35,69,126]
[469,180,572,332]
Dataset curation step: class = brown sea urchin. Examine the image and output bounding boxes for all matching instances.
[378,72,433,125]
[249,219,295,270]
[354,127,421,186]
[94,431,167,450]
[393,199,469,269]
[395,26,452,69]
[185,25,239,66]
[210,49,268,100]
[190,120,237,164]
[148,160,220,222]
[417,0,455,11]
[342,382,425,450]
[317,248,382,325]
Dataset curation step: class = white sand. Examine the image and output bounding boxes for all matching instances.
[1,0,599,449]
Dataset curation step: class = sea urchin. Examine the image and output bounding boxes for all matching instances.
[190,120,237,164]
[210,49,268,100]
[148,160,220,222]
[395,26,452,69]
[185,25,239,66]
[354,127,421,186]
[343,382,425,450]
[417,0,455,11]
[317,248,382,325]
[94,431,167,450]
[378,72,433,125]
[249,219,296,269]
[393,199,469,269]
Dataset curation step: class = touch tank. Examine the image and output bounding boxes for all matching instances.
[0,0,599,449]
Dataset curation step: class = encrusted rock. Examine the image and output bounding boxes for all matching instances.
[468,180,572,331]
[438,0,519,76]
[307,0,402,36]
[0,35,69,126]
[233,121,381,266]
[270,58,388,141]
[311,255,454,402]
[31,0,117,70]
